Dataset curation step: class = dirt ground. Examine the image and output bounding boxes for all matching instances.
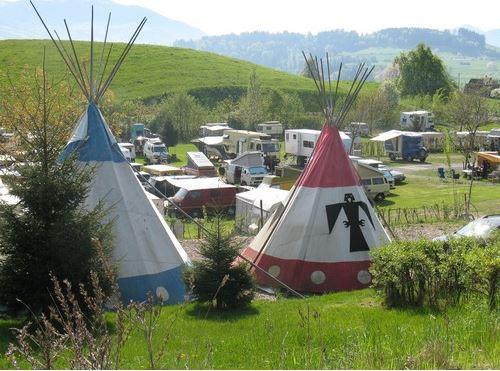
[180,222,460,262]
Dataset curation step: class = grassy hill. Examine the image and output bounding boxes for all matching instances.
[0,39,377,105]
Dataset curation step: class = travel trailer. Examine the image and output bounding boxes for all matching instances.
[222,129,280,168]
[400,110,434,131]
[199,123,231,137]
[284,129,354,166]
[256,121,283,138]
[183,151,217,177]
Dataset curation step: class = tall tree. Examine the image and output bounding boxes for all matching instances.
[236,69,267,129]
[0,63,113,313]
[395,43,454,97]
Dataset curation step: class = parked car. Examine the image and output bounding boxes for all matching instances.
[389,169,406,183]
[379,167,395,189]
[433,215,500,241]
[143,140,169,164]
[167,177,237,218]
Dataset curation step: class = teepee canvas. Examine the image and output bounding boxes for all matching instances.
[243,55,390,292]
[32,3,189,303]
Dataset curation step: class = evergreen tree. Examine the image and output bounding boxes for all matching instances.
[0,65,113,313]
[183,216,255,310]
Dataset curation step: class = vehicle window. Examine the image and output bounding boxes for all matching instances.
[188,190,201,200]
[250,143,254,149]
[266,126,271,131]
[361,179,371,186]
[153,145,166,152]
[262,143,279,153]
[210,190,220,199]
[248,166,267,175]
[373,178,384,185]
[303,140,314,148]
[293,134,297,140]
[285,133,289,141]
[256,144,262,151]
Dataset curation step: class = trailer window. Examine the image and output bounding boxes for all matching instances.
[303,140,314,148]
[373,178,384,185]
[266,126,272,131]
[188,190,201,200]
[285,133,289,140]
[293,134,297,140]
[361,179,371,186]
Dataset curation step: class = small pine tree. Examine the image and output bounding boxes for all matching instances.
[183,216,255,310]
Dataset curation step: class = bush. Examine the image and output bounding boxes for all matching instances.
[183,215,255,310]
[370,236,499,308]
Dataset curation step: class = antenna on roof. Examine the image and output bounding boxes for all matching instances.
[302,51,374,130]
[29,0,147,104]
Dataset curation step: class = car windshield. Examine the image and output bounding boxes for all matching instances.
[153,145,166,153]
[456,219,499,237]
[173,188,188,201]
[262,143,279,153]
[248,166,267,175]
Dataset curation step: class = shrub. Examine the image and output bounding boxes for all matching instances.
[370,236,499,308]
[183,215,255,310]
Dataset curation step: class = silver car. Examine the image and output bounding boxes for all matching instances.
[433,215,500,241]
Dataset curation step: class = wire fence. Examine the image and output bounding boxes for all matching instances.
[377,199,476,227]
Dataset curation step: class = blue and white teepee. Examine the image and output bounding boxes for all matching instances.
[31,2,190,304]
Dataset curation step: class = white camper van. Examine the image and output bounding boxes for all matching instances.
[256,121,283,138]
[284,129,353,166]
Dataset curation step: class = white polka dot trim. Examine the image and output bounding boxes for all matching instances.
[310,270,326,284]
[268,265,280,277]
[357,270,372,285]
[156,286,169,302]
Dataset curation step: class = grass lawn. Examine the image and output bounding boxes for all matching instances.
[0,289,497,369]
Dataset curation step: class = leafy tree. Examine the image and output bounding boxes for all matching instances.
[0,63,113,313]
[236,69,268,129]
[395,43,454,97]
[152,93,206,141]
[445,91,489,168]
[160,118,179,147]
[183,215,255,310]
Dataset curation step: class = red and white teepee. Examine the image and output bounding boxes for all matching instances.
[242,55,390,293]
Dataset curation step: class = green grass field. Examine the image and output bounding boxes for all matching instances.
[0,40,378,103]
[0,289,497,369]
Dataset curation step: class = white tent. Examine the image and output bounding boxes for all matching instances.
[235,186,289,233]
[242,56,390,293]
[34,5,190,303]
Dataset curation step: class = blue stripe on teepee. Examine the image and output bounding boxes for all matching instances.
[117,265,186,304]
[61,103,126,163]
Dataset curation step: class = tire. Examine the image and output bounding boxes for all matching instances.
[190,209,202,219]
[218,167,226,176]
[389,153,396,161]
[375,193,385,202]
[405,155,413,162]
[226,206,235,217]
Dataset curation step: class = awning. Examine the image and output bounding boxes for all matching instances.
[476,152,500,165]
[371,130,422,142]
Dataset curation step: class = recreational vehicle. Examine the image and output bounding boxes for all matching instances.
[284,129,354,166]
[256,121,283,138]
[400,110,434,131]
[222,129,280,168]
[199,123,231,137]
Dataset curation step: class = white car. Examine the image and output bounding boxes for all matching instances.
[434,215,500,241]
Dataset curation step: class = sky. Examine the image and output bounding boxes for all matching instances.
[112,0,500,35]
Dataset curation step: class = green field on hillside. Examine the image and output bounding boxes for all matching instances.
[0,289,497,369]
[0,40,377,104]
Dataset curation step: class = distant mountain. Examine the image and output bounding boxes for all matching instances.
[485,29,500,48]
[0,0,205,45]
[175,28,500,81]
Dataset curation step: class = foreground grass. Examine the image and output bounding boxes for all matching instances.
[0,289,497,369]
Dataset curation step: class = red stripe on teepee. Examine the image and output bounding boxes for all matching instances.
[297,124,360,188]
[242,247,371,292]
